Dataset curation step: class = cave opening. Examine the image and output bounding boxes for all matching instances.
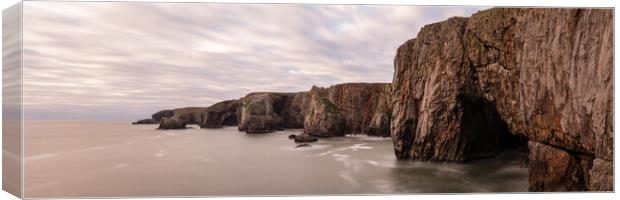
[459,95,528,161]
[222,114,238,126]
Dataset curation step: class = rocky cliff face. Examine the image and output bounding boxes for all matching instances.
[303,86,346,137]
[303,83,391,137]
[152,110,174,122]
[390,8,612,191]
[158,107,209,129]
[235,83,391,136]
[132,109,174,124]
[199,100,239,128]
[237,92,308,133]
[156,100,240,129]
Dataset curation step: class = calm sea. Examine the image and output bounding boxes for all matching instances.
[23,120,527,198]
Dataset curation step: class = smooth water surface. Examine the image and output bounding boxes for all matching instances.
[24,120,528,197]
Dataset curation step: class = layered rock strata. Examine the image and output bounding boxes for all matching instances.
[152,110,174,122]
[237,92,308,133]
[158,107,209,129]
[390,8,612,191]
[303,83,391,137]
[233,83,391,136]
[200,100,239,128]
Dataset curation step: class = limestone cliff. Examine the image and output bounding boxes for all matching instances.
[158,107,209,129]
[237,92,308,133]
[155,100,240,129]
[303,86,346,137]
[303,83,391,137]
[234,83,391,136]
[199,100,239,128]
[390,8,612,191]
[152,110,174,122]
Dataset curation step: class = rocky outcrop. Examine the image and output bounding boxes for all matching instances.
[152,110,174,122]
[237,92,308,133]
[303,83,391,137]
[588,158,613,191]
[199,100,239,128]
[132,109,173,125]
[236,83,390,136]
[528,141,592,191]
[158,107,208,129]
[366,84,392,137]
[390,16,511,161]
[303,86,346,137]
[292,134,319,143]
[158,117,187,129]
[390,8,612,191]
[132,118,158,124]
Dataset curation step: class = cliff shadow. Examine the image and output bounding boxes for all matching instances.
[458,94,528,161]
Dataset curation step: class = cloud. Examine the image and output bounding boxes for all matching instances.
[22,2,485,120]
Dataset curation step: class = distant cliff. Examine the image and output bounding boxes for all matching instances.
[235,83,390,136]
[148,83,391,138]
[303,83,391,137]
[389,8,612,191]
[237,92,307,133]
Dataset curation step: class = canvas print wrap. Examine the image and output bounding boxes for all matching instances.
[1,1,614,198]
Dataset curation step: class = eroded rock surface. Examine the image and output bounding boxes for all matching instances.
[152,110,174,122]
[238,92,308,133]
[390,8,613,191]
[132,118,157,124]
[158,107,208,129]
[303,86,346,137]
[200,100,239,128]
[303,83,391,137]
[528,141,592,191]
[588,158,613,191]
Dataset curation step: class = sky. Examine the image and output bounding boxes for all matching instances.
[22,1,485,120]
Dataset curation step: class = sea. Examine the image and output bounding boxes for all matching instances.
[23,120,528,198]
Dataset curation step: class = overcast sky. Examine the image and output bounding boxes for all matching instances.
[22,1,484,120]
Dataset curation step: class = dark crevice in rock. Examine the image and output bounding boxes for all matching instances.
[458,94,527,160]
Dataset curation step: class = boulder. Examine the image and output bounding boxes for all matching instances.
[293,134,318,143]
[295,144,312,148]
[528,142,592,191]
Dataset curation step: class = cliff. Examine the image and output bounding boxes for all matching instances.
[302,86,346,136]
[200,100,239,128]
[303,83,391,137]
[140,83,391,136]
[132,109,173,124]
[237,92,308,133]
[390,8,612,191]
[234,83,391,136]
[155,100,240,129]
[158,107,209,129]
